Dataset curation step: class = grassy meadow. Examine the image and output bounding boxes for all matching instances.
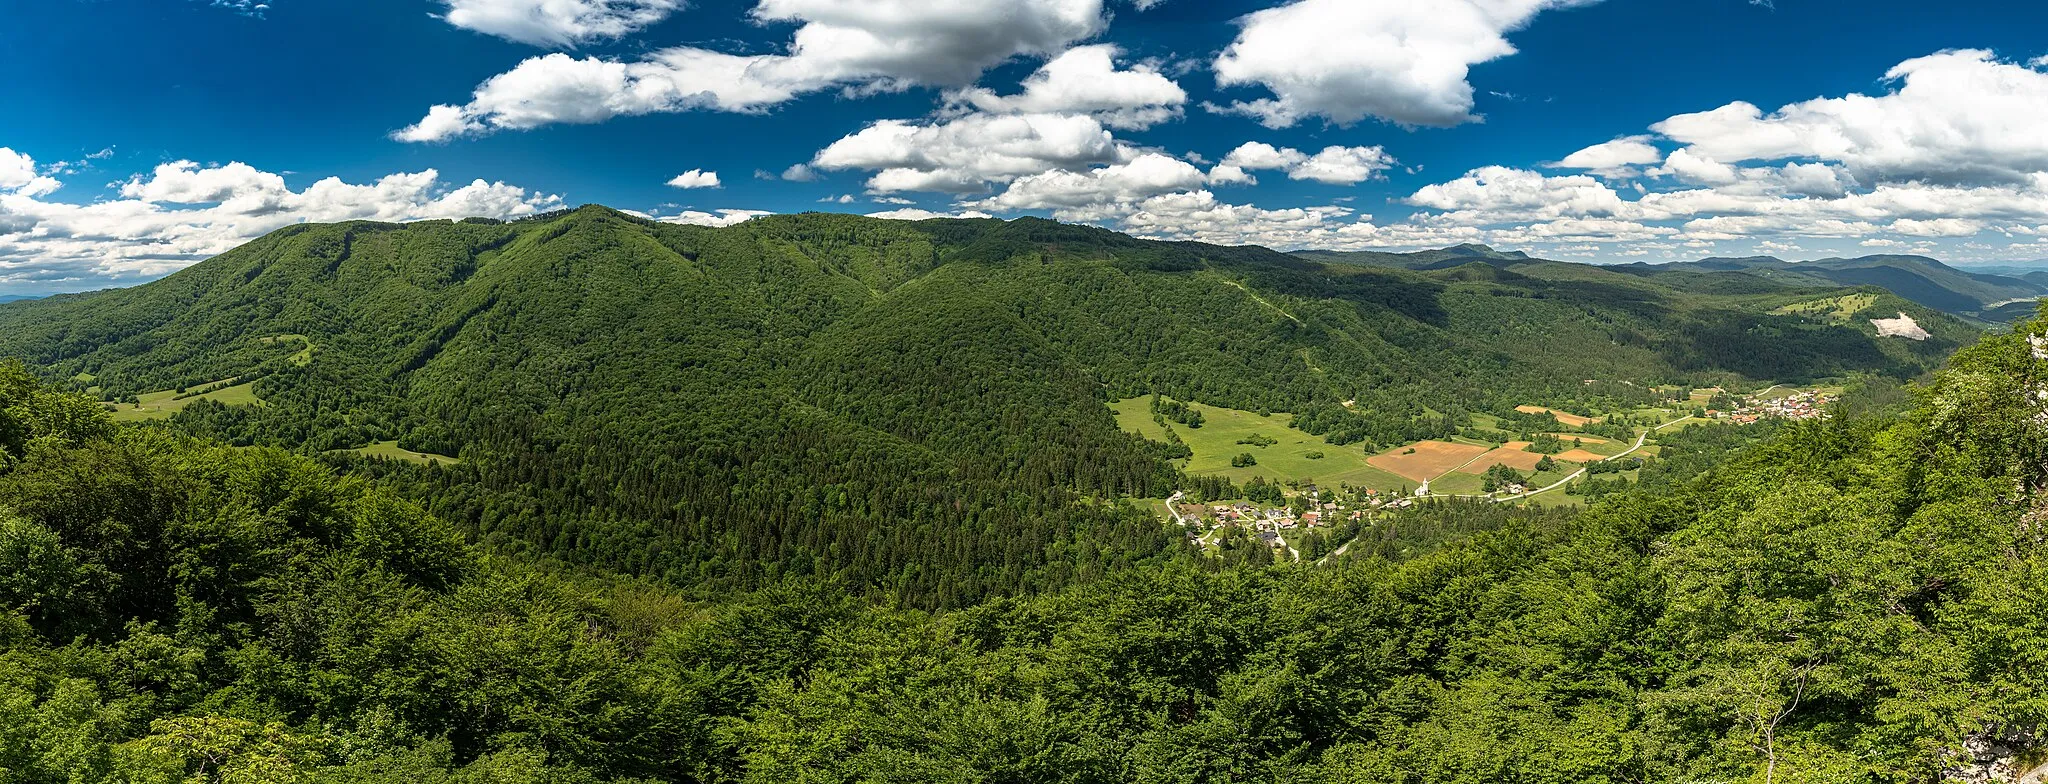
[342,440,462,465]
[110,379,263,422]
[1110,398,1419,491]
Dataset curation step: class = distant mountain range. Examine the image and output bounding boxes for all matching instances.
[1294,243,1534,271]
[1299,247,2047,324]
[0,294,41,304]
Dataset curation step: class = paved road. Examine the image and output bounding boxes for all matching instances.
[1319,532,1364,565]
[1655,415,1697,431]
[1321,418,1683,563]
[1164,491,1187,525]
[1492,427,1651,503]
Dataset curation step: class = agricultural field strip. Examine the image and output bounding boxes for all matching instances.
[1494,429,1651,503]
[1367,441,1492,483]
[1434,447,1503,484]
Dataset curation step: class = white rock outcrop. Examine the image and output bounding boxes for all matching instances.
[1944,730,2042,783]
[1872,312,1931,340]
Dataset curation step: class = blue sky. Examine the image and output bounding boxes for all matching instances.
[4,0,2048,295]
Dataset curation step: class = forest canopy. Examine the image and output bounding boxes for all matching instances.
[0,210,1974,609]
[2,297,2046,781]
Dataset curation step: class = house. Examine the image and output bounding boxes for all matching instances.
[1301,511,1322,526]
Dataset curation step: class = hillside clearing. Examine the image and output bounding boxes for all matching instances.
[110,379,262,422]
[260,333,316,366]
[340,441,461,465]
[1772,293,1879,321]
[1109,398,1417,490]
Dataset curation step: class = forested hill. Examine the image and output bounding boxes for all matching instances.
[0,207,1971,605]
[1,305,2045,782]
[1302,244,2048,325]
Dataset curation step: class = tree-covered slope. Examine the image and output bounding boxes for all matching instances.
[0,208,1974,606]
[1292,242,1532,269]
[1625,254,2048,323]
[1309,244,2046,325]
[2,308,2045,783]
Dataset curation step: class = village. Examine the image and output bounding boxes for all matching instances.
[1147,381,1844,561]
[1165,486,1414,557]
[1708,387,1838,424]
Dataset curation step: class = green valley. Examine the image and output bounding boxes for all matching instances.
[1,307,2044,782]
[1,210,2042,784]
[0,208,1973,608]
[15,3,2048,780]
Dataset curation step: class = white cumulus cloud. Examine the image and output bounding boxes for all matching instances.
[0,154,561,290]
[950,44,1187,130]
[1212,0,1596,128]
[1218,142,1396,185]
[1551,136,1663,178]
[661,209,771,227]
[866,208,995,220]
[438,0,685,47]
[813,112,1132,193]
[399,0,1108,141]
[1326,50,2048,260]
[1651,50,2048,183]
[975,153,1208,213]
[1649,149,1741,186]
[0,148,61,197]
[666,169,721,189]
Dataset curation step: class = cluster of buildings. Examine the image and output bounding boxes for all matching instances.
[1170,487,1417,549]
[1710,389,1837,425]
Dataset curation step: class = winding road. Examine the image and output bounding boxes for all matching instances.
[1489,427,1652,503]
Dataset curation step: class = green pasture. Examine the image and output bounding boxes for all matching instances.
[1110,398,1419,491]
[110,379,262,422]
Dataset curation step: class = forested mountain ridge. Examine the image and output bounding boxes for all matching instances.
[1303,246,2048,325]
[1,306,2045,782]
[0,207,1972,606]
[1291,242,1532,269]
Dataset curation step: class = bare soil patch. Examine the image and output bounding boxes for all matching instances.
[1515,405,1597,427]
[1456,446,1548,474]
[1369,440,1492,482]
